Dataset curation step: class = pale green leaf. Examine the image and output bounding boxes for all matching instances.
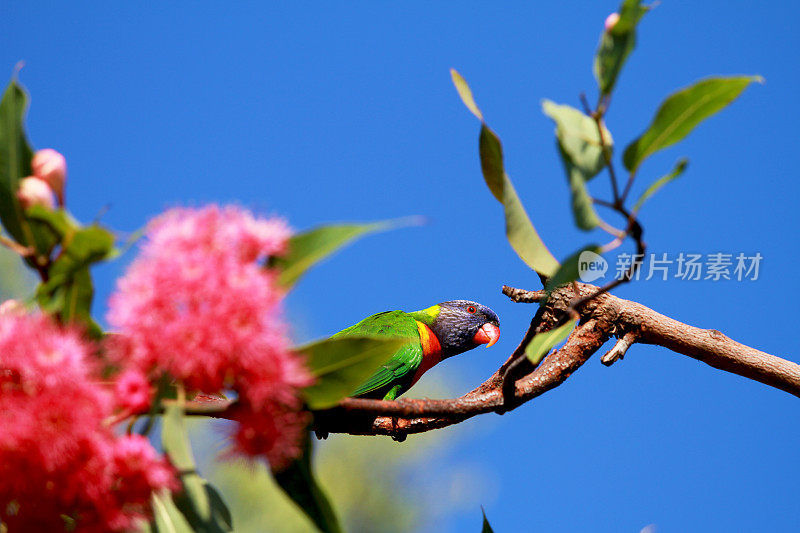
[525,319,579,366]
[273,219,418,289]
[624,76,762,172]
[593,0,648,95]
[564,159,600,230]
[633,158,688,212]
[542,100,612,230]
[542,100,612,179]
[452,71,559,276]
[162,402,212,527]
[545,245,602,294]
[273,432,342,533]
[151,490,194,533]
[450,68,483,121]
[298,336,408,409]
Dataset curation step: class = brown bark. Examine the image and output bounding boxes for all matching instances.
[307,282,800,439]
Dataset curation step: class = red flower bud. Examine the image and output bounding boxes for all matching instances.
[31,149,66,205]
[0,300,23,315]
[605,12,620,32]
[17,176,55,209]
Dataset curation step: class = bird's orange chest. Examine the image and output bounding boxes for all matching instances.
[410,321,442,386]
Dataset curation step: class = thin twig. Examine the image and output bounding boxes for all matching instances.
[581,91,620,204]
[601,331,638,366]
[0,234,34,257]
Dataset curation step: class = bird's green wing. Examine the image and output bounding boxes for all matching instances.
[331,310,422,398]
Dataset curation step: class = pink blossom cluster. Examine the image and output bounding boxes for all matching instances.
[107,205,312,468]
[0,312,175,532]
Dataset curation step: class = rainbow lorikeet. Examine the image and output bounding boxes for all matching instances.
[335,300,500,400]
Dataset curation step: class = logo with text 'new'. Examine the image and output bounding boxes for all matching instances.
[578,250,608,282]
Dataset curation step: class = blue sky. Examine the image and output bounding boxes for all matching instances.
[4,2,800,531]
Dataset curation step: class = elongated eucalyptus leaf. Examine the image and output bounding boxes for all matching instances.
[172,480,233,533]
[593,0,648,96]
[542,100,612,180]
[273,432,342,533]
[563,158,600,230]
[633,158,688,212]
[481,508,495,533]
[545,245,602,295]
[162,400,233,532]
[272,218,418,289]
[450,69,483,121]
[150,490,194,533]
[624,76,762,172]
[0,78,64,259]
[525,319,578,366]
[162,402,212,525]
[298,335,408,409]
[0,78,34,246]
[542,100,613,230]
[452,69,559,276]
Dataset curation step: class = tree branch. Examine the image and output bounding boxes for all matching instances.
[310,281,800,438]
[193,282,800,440]
[502,283,800,398]
[311,317,611,438]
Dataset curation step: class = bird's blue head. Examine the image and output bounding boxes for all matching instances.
[425,300,500,358]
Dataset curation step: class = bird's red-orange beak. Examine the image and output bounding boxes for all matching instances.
[473,323,500,347]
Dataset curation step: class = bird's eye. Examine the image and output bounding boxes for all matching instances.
[466,306,477,314]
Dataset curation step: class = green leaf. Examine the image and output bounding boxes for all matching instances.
[563,156,600,230]
[593,0,648,96]
[273,432,342,533]
[633,158,688,212]
[150,490,194,533]
[162,400,233,532]
[542,100,613,230]
[204,483,233,532]
[0,77,34,246]
[59,267,97,329]
[545,245,602,294]
[541,100,612,180]
[298,335,408,409]
[25,205,78,238]
[623,76,762,172]
[525,319,578,366]
[51,225,115,276]
[0,78,61,259]
[272,219,418,289]
[452,69,559,276]
[34,220,114,334]
[172,481,233,533]
[450,68,483,121]
[481,508,495,533]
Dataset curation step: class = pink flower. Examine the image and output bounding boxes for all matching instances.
[604,12,620,32]
[107,205,312,466]
[0,312,175,531]
[31,148,67,205]
[0,312,95,391]
[114,369,152,413]
[233,399,310,470]
[17,176,54,209]
[112,435,177,501]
